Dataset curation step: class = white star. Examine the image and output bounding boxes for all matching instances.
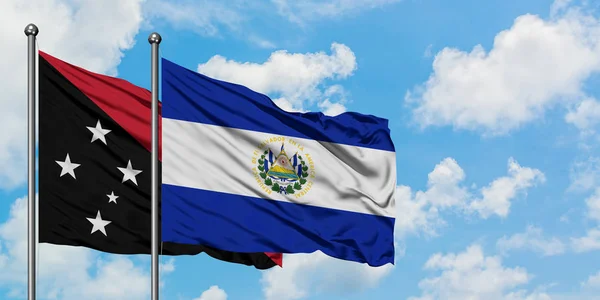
[86,120,111,144]
[107,191,119,204]
[55,154,81,179]
[118,160,142,185]
[86,210,111,236]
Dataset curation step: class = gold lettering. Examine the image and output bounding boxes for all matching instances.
[268,137,285,143]
[306,154,315,177]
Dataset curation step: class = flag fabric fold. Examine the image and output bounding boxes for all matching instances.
[38,51,281,269]
[160,57,396,267]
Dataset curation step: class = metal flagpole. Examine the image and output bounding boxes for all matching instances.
[24,23,39,300]
[148,32,162,300]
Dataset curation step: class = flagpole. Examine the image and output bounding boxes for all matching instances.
[24,23,39,300]
[148,32,162,300]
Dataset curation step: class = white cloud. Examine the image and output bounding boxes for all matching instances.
[317,99,346,116]
[406,4,600,136]
[468,158,546,218]
[408,244,544,300]
[271,98,306,113]
[193,285,228,300]
[584,188,600,222]
[396,157,544,238]
[271,0,401,25]
[197,43,356,112]
[0,0,145,189]
[496,225,566,256]
[394,158,467,238]
[0,195,175,299]
[317,85,348,116]
[571,187,600,253]
[260,251,393,300]
[571,228,600,252]
[160,257,176,273]
[581,270,600,289]
[565,97,600,132]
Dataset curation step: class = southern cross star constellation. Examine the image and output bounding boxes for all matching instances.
[53,121,145,237]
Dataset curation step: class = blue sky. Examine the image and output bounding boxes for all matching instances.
[1,0,600,299]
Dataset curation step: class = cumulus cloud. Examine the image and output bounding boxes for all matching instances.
[571,187,600,253]
[395,157,544,238]
[467,158,546,218]
[406,3,600,136]
[393,158,467,238]
[0,196,175,299]
[260,251,393,300]
[565,98,600,132]
[0,0,145,189]
[193,285,228,300]
[496,225,566,256]
[581,270,600,289]
[569,184,600,253]
[408,244,547,300]
[197,43,356,113]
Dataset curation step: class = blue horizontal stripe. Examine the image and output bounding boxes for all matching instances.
[160,58,395,152]
[161,184,395,267]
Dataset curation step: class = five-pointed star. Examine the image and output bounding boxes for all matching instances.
[86,120,111,144]
[107,191,119,204]
[86,210,111,236]
[55,153,81,179]
[118,160,142,185]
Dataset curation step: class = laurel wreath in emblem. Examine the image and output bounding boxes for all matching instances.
[257,149,309,194]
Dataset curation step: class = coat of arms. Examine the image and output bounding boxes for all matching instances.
[256,142,310,195]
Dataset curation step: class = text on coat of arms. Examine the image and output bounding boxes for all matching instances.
[252,137,315,197]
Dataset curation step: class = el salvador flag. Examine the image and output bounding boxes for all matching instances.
[160,58,397,267]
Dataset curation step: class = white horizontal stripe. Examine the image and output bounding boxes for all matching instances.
[162,118,396,218]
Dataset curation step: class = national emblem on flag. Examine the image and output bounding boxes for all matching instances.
[257,142,312,195]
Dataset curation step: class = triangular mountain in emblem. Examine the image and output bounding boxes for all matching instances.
[267,144,299,181]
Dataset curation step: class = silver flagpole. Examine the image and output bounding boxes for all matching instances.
[148,32,162,300]
[24,23,38,300]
